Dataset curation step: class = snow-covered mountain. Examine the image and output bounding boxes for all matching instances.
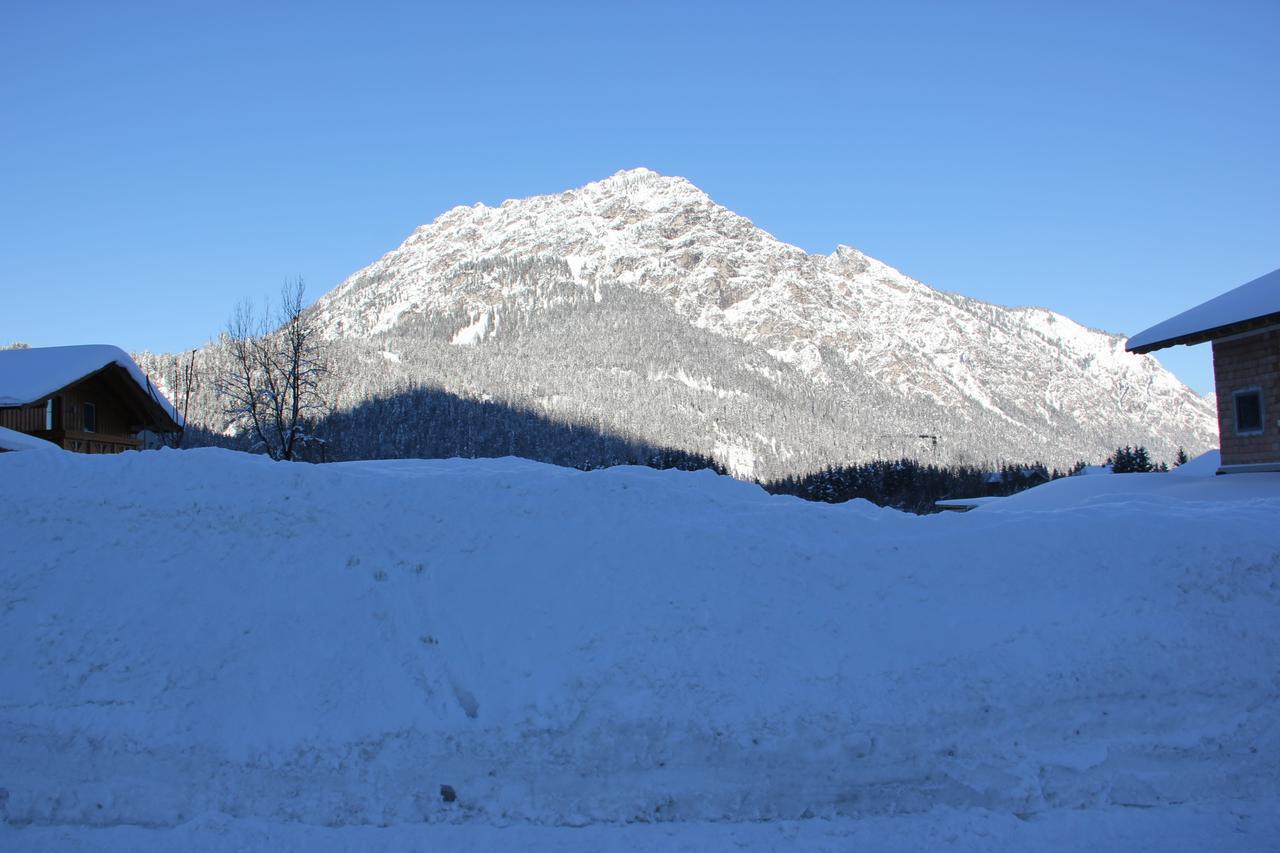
[284,168,1212,475]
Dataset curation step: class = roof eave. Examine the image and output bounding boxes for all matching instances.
[10,363,183,433]
[1126,311,1280,354]
[99,364,185,433]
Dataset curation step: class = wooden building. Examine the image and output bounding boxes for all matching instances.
[0,345,182,454]
[1127,268,1280,473]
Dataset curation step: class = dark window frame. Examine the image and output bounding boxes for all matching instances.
[83,401,97,434]
[1232,386,1264,436]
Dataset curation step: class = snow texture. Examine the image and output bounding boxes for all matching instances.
[974,451,1277,512]
[2,448,1278,850]
[0,345,183,425]
[1127,266,1280,352]
[0,426,62,452]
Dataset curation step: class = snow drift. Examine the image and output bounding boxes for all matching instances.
[2,449,1278,850]
[0,426,62,453]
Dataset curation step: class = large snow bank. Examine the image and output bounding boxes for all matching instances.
[1170,447,1221,476]
[1,449,1278,850]
[0,344,183,425]
[0,426,62,452]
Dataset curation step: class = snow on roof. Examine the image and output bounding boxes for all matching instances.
[0,426,63,452]
[1127,267,1280,353]
[0,345,183,426]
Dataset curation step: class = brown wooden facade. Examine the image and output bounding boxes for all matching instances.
[0,363,179,454]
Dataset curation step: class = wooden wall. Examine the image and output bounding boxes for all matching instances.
[0,403,48,432]
[56,372,135,436]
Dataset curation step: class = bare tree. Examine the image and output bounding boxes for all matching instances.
[219,278,328,461]
[147,348,199,448]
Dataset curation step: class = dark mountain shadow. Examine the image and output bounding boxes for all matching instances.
[183,383,727,475]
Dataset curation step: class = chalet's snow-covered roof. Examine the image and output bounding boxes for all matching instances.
[0,426,63,452]
[1127,267,1280,353]
[0,345,183,426]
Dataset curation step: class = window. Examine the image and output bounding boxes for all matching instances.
[83,402,97,434]
[1233,387,1263,436]
[45,399,53,430]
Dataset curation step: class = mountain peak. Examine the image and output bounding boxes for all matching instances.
[580,167,708,205]
[307,172,1217,473]
[609,166,662,179]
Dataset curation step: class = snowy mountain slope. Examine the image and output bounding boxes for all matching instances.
[2,449,1279,850]
[300,168,1215,474]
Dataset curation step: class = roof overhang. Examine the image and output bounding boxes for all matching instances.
[1127,311,1280,354]
[94,363,184,434]
[1125,267,1280,354]
[32,363,183,434]
[0,345,184,429]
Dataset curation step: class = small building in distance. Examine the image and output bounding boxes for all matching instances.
[1127,268,1280,473]
[0,345,183,454]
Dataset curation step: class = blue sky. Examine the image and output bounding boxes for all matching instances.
[2,1,1276,394]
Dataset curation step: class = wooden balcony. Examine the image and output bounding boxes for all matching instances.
[27,429,142,454]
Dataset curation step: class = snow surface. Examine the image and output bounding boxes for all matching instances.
[1170,448,1222,476]
[0,426,62,452]
[2,449,1279,850]
[973,451,1278,513]
[933,495,1004,510]
[0,345,183,425]
[451,309,494,345]
[1127,266,1280,351]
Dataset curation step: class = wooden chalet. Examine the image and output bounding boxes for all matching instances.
[0,345,182,454]
[1127,267,1280,473]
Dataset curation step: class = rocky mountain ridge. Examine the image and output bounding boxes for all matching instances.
[151,168,1216,477]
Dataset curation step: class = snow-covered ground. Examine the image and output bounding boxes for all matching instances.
[2,449,1278,851]
[0,426,62,453]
